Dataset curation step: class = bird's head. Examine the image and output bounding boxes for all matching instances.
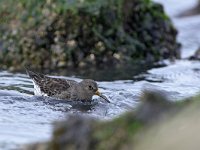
[80,79,110,103]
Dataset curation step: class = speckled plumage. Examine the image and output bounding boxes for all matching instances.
[26,69,110,102]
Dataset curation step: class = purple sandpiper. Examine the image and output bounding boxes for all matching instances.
[26,69,110,103]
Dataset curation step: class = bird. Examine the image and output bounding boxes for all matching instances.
[26,69,110,103]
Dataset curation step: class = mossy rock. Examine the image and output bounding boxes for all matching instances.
[0,0,180,70]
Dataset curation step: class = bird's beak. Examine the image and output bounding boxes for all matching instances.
[95,90,110,103]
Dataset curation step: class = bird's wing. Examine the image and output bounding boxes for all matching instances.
[26,69,74,97]
[39,78,72,97]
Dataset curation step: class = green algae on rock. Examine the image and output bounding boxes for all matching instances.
[0,0,180,70]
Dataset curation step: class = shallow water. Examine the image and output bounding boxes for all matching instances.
[1,0,200,149]
[1,62,200,150]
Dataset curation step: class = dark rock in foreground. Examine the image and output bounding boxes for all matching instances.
[0,0,180,70]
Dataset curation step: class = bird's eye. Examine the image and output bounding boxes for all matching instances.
[88,85,93,90]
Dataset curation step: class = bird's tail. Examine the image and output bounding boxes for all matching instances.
[25,67,45,82]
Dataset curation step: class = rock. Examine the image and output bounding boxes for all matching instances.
[134,94,200,150]
[135,90,175,123]
[0,0,181,71]
[189,47,200,60]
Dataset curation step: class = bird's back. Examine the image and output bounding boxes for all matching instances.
[26,69,77,99]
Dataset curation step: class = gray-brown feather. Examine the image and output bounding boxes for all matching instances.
[26,69,101,101]
[26,70,76,98]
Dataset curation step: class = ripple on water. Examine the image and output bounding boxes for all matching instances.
[1,60,200,149]
[0,71,141,149]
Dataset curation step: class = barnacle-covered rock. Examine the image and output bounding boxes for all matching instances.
[0,0,180,70]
